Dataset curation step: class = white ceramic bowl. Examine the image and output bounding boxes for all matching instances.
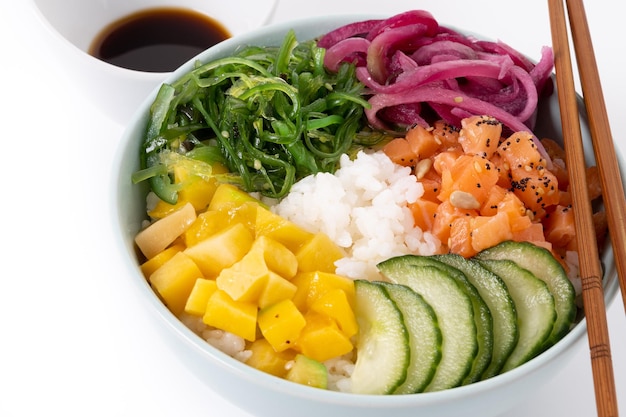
[111,15,620,417]
[28,0,278,125]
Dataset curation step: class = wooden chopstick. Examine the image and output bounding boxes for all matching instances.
[565,0,626,314]
[547,1,620,416]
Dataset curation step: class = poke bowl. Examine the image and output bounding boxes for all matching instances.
[111,11,620,417]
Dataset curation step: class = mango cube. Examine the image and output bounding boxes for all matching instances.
[255,236,298,279]
[295,312,354,362]
[135,202,197,259]
[140,243,185,278]
[295,233,345,273]
[216,236,297,303]
[148,161,229,219]
[310,288,358,338]
[203,290,257,341]
[209,183,263,211]
[257,272,298,309]
[220,201,259,235]
[245,339,296,377]
[174,163,227,211]
[149,251,204,315]
[291,271,356,312]
[184,223,254,278]
[257,299,306,352]
[255,206,314,252]
[216,247,269,303]
[184,278,218,316]
[148,176,214,219]
[184,210,229,247]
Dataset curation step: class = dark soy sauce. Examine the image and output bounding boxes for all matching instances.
[89,7,232,72]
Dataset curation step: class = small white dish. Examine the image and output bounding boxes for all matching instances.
[28,0,278,125]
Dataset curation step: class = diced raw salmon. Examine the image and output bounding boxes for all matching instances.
[438,154,499,206]
[468,211,514,254]
[431,119,460,148]
[433,148,463,175]
[382,137,416,167]
[419,168,442,203]
[409,198,440,231]
[431,200,477,246]
[509,167,560,219]
[458,115,502,159]
[544,204,576,249]
[405,124,443,159]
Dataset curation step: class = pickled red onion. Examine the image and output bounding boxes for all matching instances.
[319,10,555,158]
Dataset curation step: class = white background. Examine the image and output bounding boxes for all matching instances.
[1,1,624,416]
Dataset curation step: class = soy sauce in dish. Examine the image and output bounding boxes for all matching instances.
[89,7,232,73]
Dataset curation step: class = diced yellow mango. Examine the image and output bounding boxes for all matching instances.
[208,183,263,211]
[149,251,204,315]
[149,177,214,219]
[187,203,259,246]
[184,278,218,316]
[291,271,356,312]
[221,201,259,235]
[295,312,354,362]
[255,206,314,252]
[139,243,185,278]
[310,288,358,338]
[216,248,269,303]
[245,339,296,378]
[135,202,197,259]
[175,164,228,211]
[203,290,258,341]
[148,162,229,219]
[257,299,306,352]
[295,233,345,273]
[184,223,254,278]
[258,272,298,309]
[216,236,298,303]
[255,236,298,279]
[184,210,229,247]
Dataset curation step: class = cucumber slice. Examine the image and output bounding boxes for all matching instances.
[378,259,477,391]
[476,259,556,372]
[374,282,442,394]
[434,253,518,379]
[475,240,576,347]
[351,280,410,394]
[380,255,492,385]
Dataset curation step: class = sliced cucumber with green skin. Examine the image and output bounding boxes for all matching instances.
[476,258,556,372]
[351,280,410,395]
[377,260,477,391]
[380,255,492,385]
[433,253,518,379]
[374,282,442,394]
[475,240,576,348]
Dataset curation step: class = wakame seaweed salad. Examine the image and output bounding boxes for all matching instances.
[132,30,380,202]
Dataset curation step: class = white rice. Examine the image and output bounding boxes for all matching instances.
[271,150,441,281]
[180,314,253,362]
[324,354,356,392]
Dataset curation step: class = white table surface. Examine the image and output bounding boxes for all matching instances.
[1,1,624,416]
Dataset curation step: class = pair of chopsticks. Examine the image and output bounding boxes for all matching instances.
[547,0,624,416]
